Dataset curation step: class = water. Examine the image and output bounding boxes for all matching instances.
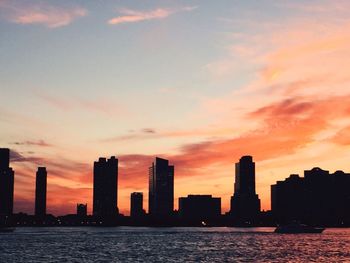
[0,227,349,262]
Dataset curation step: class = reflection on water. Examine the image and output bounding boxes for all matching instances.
[0,227,349,262]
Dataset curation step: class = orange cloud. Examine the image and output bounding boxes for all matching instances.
[0,1,87,28]
[108,6,197,25]
[330,125,350,145]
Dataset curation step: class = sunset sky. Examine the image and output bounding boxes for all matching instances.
[1,0,350,215]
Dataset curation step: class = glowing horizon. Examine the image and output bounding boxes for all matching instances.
[1,0,350,216]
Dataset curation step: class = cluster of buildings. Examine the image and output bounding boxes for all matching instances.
[1,147,350,226]
[91,155,261,224]
[271,168,350,225]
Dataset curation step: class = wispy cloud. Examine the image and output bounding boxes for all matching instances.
[35,92,72,109]
[34,91,125,116]
[10,149,45,164]
[278,0,350,14]
[142,128,156,134]
[108,6,197,25]
[11,140,53,147]
[0,1,87,28]
[102,127,236,142]
[103,129,158,142]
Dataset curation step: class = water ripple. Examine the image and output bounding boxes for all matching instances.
[0,227,349,262]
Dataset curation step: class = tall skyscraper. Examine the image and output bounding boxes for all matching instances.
[149,157,174,217]
[93,156,118,217]
[0,148,10,171]
[230,156,261,221]
[130,192,144,218]
[35,167,47,216]
[0,148,14,216]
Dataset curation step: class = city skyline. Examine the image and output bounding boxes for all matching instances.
[1,0,350,215]
[1,147,349,224]
[3,139,350,216]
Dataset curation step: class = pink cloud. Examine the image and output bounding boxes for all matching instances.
[34,90,125,116]
[108,6,197,25]
[0,1,87,28]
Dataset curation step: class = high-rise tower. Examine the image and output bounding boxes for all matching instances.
[230,156,260,221]
[93,156,118,217]
[0,148,10,171]
[148,157,174,218]
[0,148,14,216]
[35,167,47,216]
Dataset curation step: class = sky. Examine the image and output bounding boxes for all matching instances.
[1,0,350,216]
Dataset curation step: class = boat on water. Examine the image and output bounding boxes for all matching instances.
[274,223,325,234]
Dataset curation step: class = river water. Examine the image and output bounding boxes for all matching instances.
[0,227,349,262]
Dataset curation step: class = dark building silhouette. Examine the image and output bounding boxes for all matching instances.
[229,156,261,221]
[77,203,87,217]
[271,174,305,222]
[271,167,350,225]
[93,156,118,217]
[0,148,14,216]
[149,157,174,217]
[35,167,47,216]
[130,192,144,218]
[0,148,10,170]
[179,195,221,221]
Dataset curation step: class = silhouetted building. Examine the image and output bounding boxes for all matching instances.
[229,156,261,221]
[179,195,221,221]
[0,148,10,170]
[149,157,174,218]
[35,167,47,216]
[130,192,144,218]
[0,148,14,216]
[77,203,87,217]
[93,156,118,217]
[271,174,305,222]
[271,167,350,225]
